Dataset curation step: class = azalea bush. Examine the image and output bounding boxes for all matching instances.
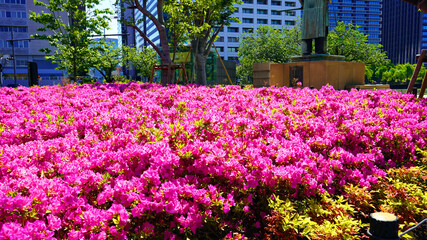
[0,83,426,239]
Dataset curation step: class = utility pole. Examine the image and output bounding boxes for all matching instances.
[11,29,17,85]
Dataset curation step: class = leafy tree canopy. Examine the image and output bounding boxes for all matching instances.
[237,25,301,81]
[164,0,241,85]
[327,22,390,69]
[30,0,112,82]
[122,46,157,80]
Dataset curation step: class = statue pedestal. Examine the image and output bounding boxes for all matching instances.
[253,55,365,90]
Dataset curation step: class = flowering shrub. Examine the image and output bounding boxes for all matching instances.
[0,82,427,239]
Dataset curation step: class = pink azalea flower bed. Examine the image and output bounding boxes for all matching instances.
[0,83,426,239]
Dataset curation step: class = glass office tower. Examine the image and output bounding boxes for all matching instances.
[382,0,423,64]
[328,0,382,45]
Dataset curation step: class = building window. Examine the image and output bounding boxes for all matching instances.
[257,9,268,14]
[243,28,253,33]
[285,11,296,16]
[228,57,239,61]
[16,40,28,48]
[0,26,27,32]
[234,8,239,13]
[285,1,295,7]
[0,0,26,3]
[243,18,254,23]
[243,0,253,3]
[228,47,239,52]
[257,19,268,24]
[213,27,224,32]
[271,10,281,15]
[228,37,239,42]
[228,27,239,33]
[285,20,295,26]
[243,8,254,14]
[272,0,281,5]
[272,19,281,25]
[0,40,28,48]
[1,11,27,18]
[217,46,224,52]
[257,0,267,4]
[216,36,224,42]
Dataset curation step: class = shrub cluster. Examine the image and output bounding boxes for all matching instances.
[0,83,426,239]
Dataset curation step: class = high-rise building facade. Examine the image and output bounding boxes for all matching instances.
[328,0,382,45]
[134,0,156,49]
[0,0,66,86]
[214,0,302,61]
[382,0,423,64]
[118,0,138,79]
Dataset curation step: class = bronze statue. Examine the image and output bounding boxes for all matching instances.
[299,0,329,55]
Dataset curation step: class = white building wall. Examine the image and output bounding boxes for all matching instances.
[215,0,302,61]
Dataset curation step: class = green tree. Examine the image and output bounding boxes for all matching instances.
[30,0,112,82]
[237,25,301,82]
[327,22,390,80]
[164,0,241,85]
[90,41,123,83]
[122,46,157,80]
[381,63,425,85]
[117,0,173,84]
[374,65,390,83]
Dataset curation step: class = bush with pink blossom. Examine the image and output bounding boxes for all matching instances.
[0,83,426,239]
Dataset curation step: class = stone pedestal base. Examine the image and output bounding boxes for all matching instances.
[290,54,345,62]
[253,59,365,90]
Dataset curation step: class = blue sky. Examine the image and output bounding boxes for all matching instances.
[95,0,118,35]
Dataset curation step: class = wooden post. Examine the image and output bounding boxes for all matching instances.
[407,50,426,94]
[149,65,156,83]
[419,70,427,98]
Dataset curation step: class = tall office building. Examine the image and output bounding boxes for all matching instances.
[328,0,382,45]
[118,0,138,79]
[134,0,156,49]
[0,0,66,86]
[382,0,423,64]
[215,0,302,61]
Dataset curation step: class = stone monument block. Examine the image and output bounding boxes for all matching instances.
[253,59,365,90]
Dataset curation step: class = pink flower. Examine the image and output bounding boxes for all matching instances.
[47,214,61,230]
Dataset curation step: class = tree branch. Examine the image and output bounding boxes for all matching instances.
[130,25,162,57]
[205,23,225,56]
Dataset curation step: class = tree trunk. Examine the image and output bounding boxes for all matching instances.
[192,39,208,85]
[72,49,77,84]
[159,54,174,85]
[194,52,207,85]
